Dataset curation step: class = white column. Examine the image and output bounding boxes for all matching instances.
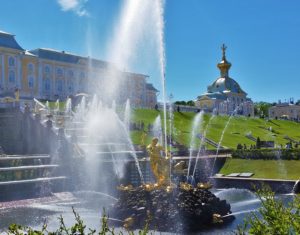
[0,54,3,88]
[2,54,5,90]
[17,55,22,89]
[38,61,43,98]
[52,65,56,99]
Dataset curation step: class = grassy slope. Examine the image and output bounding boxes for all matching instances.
[131,109,300,149]
[219,158,300,180]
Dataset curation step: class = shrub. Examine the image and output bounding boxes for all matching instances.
[237,186,300,234]
[6,207,150,235]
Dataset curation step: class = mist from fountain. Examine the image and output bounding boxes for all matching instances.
[187,111,204,179]
[71,96,144,189]
[112,100,116,112]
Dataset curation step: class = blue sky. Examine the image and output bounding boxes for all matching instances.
[1,0,299,103]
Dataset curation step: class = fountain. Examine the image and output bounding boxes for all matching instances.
[192,112,217,178]
[64,98,72,115]
[187,111,204,181]
[124,99,131,133]
[54,99,59,113]
[110,137,232,233]
[153,115,163,145]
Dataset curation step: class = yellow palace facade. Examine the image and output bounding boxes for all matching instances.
[0,30,158,108]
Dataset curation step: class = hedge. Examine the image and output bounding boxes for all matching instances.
[232,149,300,160]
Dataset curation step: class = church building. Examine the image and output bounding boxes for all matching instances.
[195,44,254,116]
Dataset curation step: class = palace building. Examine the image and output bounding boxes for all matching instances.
[195,44,254,116]
[0,30,158,108]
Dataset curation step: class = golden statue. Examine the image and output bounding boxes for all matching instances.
[147,137,171,186]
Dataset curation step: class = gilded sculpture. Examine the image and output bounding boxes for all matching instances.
[146,137,171,186]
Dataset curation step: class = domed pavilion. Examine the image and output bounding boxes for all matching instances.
[195,44,254,116]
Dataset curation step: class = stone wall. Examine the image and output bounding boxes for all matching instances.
[0,107,57,154]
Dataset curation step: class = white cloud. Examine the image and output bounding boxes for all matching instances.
[57,0,89,17]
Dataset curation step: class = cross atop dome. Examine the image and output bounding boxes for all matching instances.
[221,43,227,60]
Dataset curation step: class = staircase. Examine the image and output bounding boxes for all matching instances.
[245,134,256,142]
[196,134,226,149]
[0,154,67,201]
[284,135,299,144]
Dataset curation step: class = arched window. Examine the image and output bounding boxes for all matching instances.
[28,76,34,88]
[8,57,15,67]
[44,79,50,91]
[69,81,74,93]
[68,70,74,78]
[28,63,34,75]
[79,78,85,91]
[80,71,85,79]
[9,70,15,83]
[57,68,63,78]
[56,79,63,93]
[44,65,51,75]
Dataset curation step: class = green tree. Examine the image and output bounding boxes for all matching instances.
[186,100,195,106]
[254,102,273,118]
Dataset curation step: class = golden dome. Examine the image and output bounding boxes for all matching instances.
[217,44,231,77]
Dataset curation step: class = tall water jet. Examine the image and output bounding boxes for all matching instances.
[210,106,239,177]
[192,112,216,178]
[154,0,168,157]
[45,101,50,114]
[65,98,72,115]
[187,111,204,178]
[124,99,131,133]
[54,99,60,113]
[153,115,163,145]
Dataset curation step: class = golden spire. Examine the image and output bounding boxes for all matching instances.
[217,43,231,78]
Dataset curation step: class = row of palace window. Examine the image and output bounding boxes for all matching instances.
[5,72,84,92]
[43,78,85,94]
[8,69,35,89]
[6,58,84,76]
[43,65,85,80]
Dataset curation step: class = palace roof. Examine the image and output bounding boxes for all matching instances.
[146,83,159,92]
[29,48,109,69]
[0,31,24,51]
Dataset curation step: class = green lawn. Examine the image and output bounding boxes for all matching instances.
[219,158,300,180]
[131,109,300,149]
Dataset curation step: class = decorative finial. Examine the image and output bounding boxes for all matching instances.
[221,43,227,60]
[217,44,231,77]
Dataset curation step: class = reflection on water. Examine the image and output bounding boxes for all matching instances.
[0,189,295,234]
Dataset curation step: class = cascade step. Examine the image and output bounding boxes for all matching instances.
[0,155,50,161]
[0,176,69,202]
[0,164,59,172]
[0,176,67,186]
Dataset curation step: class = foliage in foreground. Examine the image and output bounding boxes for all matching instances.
[5,208,150,235]
[237,186,300,235]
